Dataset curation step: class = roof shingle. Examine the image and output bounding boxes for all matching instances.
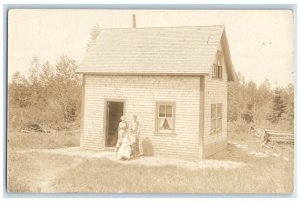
[77,25,234,80]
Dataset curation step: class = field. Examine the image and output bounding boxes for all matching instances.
[7,127,294,194]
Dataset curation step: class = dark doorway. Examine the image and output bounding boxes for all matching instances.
[105,101,124,147]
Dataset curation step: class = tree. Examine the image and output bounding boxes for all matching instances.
[279,83,294,126]
[254,79,273,121]
[228,75,241,121]
[8,55,82,129]
[270,88,286,123]
[52,55,82,122]
[9,71,30,108]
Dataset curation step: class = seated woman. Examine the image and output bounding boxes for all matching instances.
[117,134,132,161]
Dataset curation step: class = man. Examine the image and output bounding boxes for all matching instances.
[129,115,140,158]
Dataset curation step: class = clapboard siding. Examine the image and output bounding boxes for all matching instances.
[203,44,228,158]
[81,75,200,159]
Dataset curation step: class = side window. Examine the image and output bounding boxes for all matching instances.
[156,102,175,133]
[211,104,216,133]
[211,103,223,134]
[217,104,222,132]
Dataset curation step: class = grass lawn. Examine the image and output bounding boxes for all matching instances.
[7,129,294,194]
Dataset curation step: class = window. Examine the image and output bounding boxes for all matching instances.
[211,103,222,134]
[212,51,223,79]
[211,104,216,133]
[156,102,175,133]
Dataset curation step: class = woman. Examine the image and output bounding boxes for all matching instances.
[117,134,132,160]
[115,116,128,152]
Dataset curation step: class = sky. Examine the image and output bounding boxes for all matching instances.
[8,9,294,87]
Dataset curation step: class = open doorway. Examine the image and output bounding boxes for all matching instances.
[105,101,124,148]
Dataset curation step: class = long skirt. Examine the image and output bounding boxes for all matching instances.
[117,144,131,160]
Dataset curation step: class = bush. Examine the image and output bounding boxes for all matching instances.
[8,106,80,131]
[228,120,253,138]
[255,119,294,133]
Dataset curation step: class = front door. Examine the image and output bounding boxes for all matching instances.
[105,101,124,147]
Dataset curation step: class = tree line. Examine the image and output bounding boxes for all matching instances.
[8,59,294,131]
[8,55,82,130]
[228,72,294,130]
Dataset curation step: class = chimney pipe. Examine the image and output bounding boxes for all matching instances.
[132,14,136,28]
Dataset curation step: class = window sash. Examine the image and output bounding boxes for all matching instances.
[211,104,216,118]
[166,105,173,117]
[159,105,165,117]
[211,117,216,133]
[217,117,222,132]
[218,66,222,79]
[212,64,217,78]
[217,104,222,118]
[211,103,223,134]
[156,103,175,133]
[212,52,223,79]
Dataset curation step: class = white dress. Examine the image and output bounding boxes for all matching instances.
[117,137,131,160]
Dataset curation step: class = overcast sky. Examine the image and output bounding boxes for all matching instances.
[8,9,294,87]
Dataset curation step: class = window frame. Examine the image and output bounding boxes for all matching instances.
[212,51,223,80]
[216,104,222,132]
[155,102,176,134]
[210,103,223,135]
[211,104,217,134]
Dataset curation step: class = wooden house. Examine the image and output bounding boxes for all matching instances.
[76,24,235,160]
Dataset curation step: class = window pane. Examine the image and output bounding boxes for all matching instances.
[214,64,217,77]
[211,104,216,118]
[159,105,165,117]
[218,66,222,78]
[217,117,222,131]
[211,118,216,133]
[166,105,173,117]
[217,104,222,118]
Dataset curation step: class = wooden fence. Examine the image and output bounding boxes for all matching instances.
[253,128,294,144]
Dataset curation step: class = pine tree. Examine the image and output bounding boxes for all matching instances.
[271,88,286,123]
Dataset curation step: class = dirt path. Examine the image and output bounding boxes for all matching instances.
[17,147,248,172]
[35,158,84,193]
[228,140,292,161]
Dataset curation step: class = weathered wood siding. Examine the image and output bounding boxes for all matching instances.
[81,75,201,160]
[202,44,228,158]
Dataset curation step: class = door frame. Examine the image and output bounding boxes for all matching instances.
[103,98,126,148]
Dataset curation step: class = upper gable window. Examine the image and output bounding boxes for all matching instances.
[212,51,223,79]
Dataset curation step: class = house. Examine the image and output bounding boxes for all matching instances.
[76,22,235,160]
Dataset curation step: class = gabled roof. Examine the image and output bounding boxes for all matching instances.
[77,25,234,81]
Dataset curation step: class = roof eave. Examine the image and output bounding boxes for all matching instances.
[221,29,235,82]
[75,71,210,76]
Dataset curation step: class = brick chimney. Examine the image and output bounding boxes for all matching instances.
[132,14,136,28]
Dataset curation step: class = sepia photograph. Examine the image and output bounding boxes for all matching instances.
[6,9,295,194]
